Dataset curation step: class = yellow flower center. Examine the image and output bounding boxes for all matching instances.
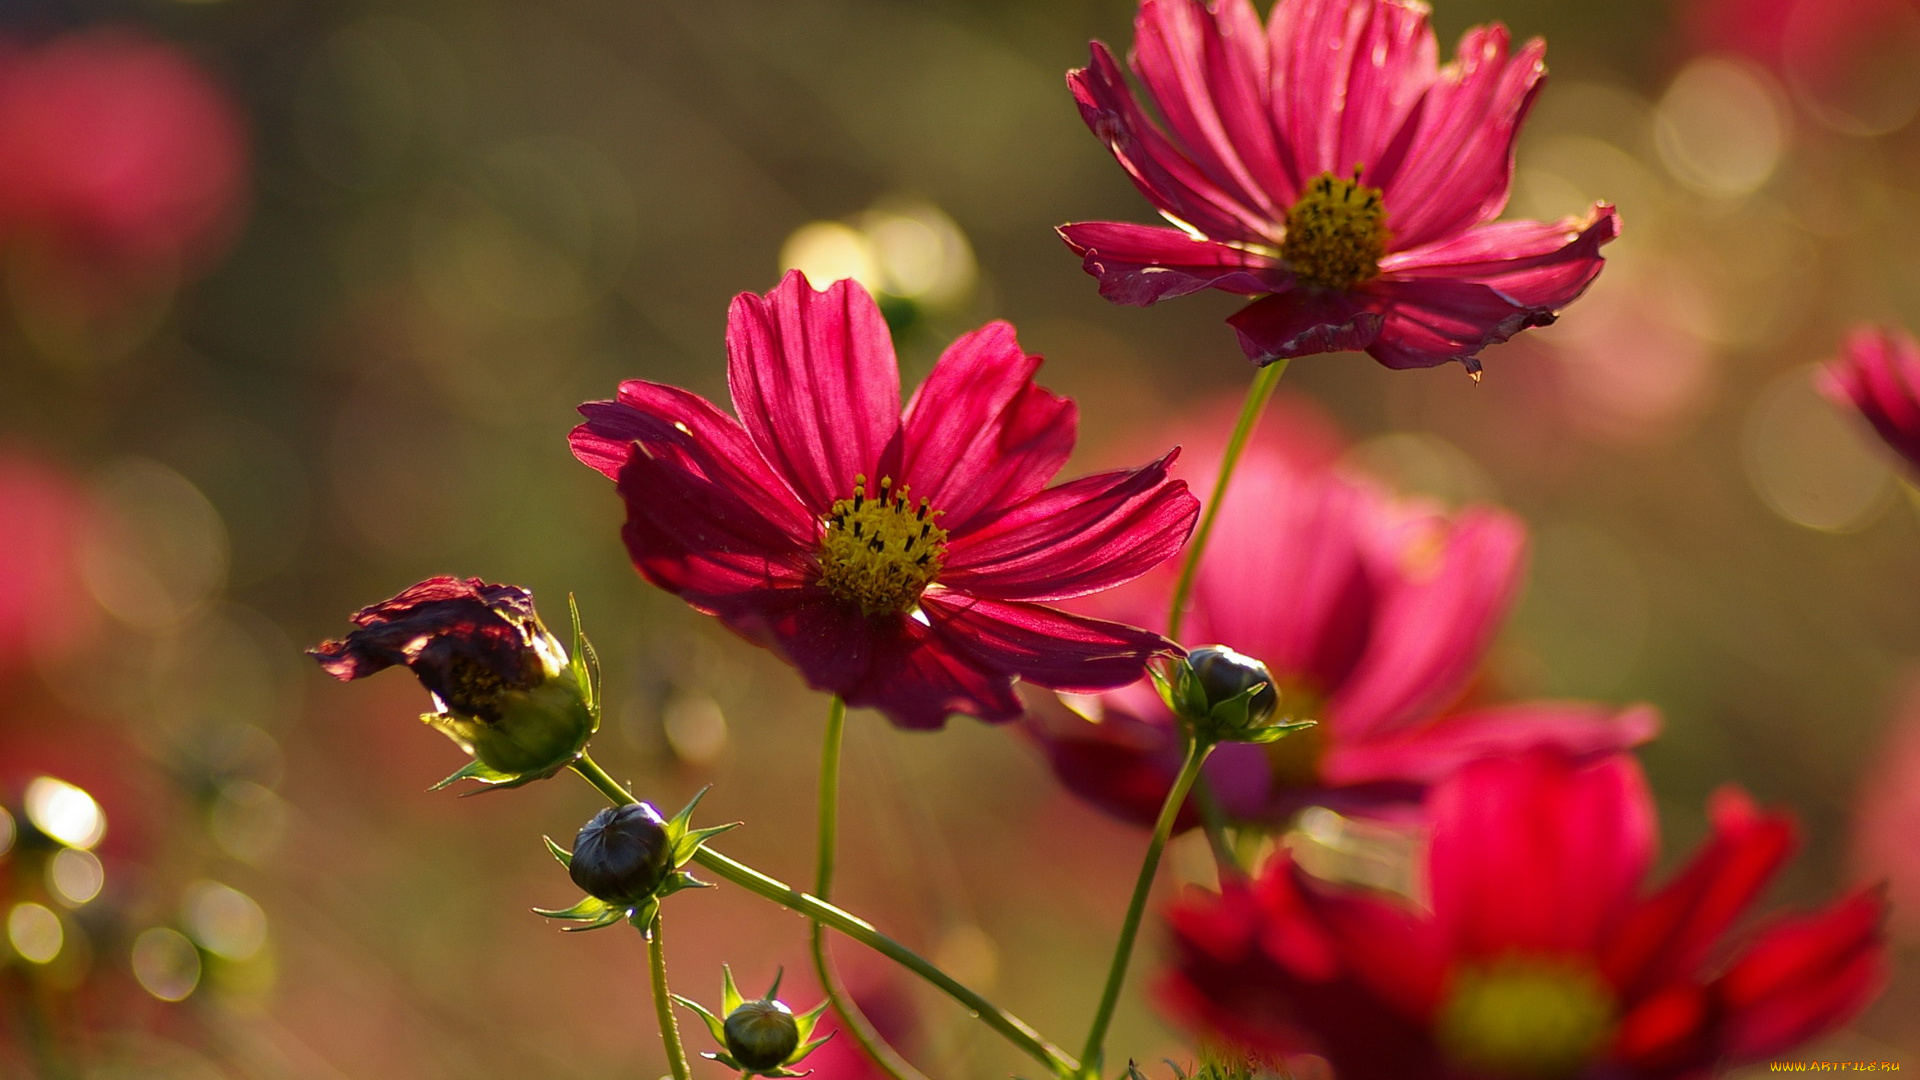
[1280,170,1389,291]
[1435,956,1617,1078]
[819,474,948,617]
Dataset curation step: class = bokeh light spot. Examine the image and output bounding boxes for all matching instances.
[24,776,106,849]
[780,222,879,293]
[183,880,268,961]
[1746,366,1895,532]
[132,927,202,1001]
[8,903,64,964]
[48,848,105,906]
[662,690,728,766]
[1656,57,1786,198]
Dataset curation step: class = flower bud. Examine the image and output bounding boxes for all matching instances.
[309,577,598,786]
[724,999,802,1072]
[567,803,674,906]
[1187,646,1278,728]
[1158,645,1311,746]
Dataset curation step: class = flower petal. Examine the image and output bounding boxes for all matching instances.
[726,271,902,515]
[1020,689,1271,830]
[1225,288,1384,364]
[721,588,876,702]
[841,613,1022,730]
[1322,701,1661,788]
[1133,0,1296,215]
[1601,786,1798,1003]
[923,592,1171,693]
[1058,221,1290,306]
[897,321,1077,534]
[941,453,1199,602]
[1428,751,1654,960]
[1374,26,1546,251]
[1381,203,1620,322]
[1324,506,1526,738]
[572,380,816,547]
[1712,889,1889,1062]
[1820,323,1920,475]
[1268,0,1437,191]
[614,446,814,610]
[1159,853,1447,1069]
[1069,41,1272,242]
[1354,276,1559,370]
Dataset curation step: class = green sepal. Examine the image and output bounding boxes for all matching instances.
[567,594,601,721]
[543,835,573,868]
[532,895,622,931]
[428,754,553,794]
[700,1051,744,1071]
[790,1031,835,1065]
[673,993,730,1048]
[721,963,745,1014]
[757,1067,813,1078]
[624,898,661,936]
[1239,719,1318,745]
[791,998,828,1044]
[675,822,741,866]
[1201,683,1269,741]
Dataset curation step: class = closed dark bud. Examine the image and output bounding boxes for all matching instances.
[568,803,674,906]
[724,999,801,1072]
[1188,645,1278,727]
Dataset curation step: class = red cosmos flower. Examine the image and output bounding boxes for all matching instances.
[1161,751,1889,1079]
[0,28,248,282]
[1060,0,1620,374]
[1819,323,1920,475]
[570,272,1200,730]
[1025,432,1654,826]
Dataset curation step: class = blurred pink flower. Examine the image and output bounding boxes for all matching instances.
[0,452,97,675]
[1677,0,1920,133]
[1060,0,1619,373]
[1161,751,1889,1079]
[1819,323,1920,476]
[1852,668,1920,941]
[571,272,1199,730]
[1024,422,1655,827]
[0,27,248,282]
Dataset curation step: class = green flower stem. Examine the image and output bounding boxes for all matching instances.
[569,754,1081,1078]
[646,911,694,1080]
[1078,736,1215,1080]
[810,696,929,1080]
[1165,358,1290,644]
[1193,777,1240,876]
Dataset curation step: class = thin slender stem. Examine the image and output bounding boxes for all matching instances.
[570,754,1080,1078]
[646,912,693,1080]
[1165,359,1289,644]
[1078,737,1215,1080]
[810,698,928,1080]
[1192,777,1240,876]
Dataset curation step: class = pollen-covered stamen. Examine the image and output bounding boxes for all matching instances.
[819,474,949,617]
[1280,169,1389,291]
[1436,956,1616,1078]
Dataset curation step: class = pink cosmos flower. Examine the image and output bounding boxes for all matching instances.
[1819,323,1920,475]
[0,28,248,283]
[1060,0,1620,374]
[1161,751,1889,1079]
[1024,429,1654,826]
[570,271,1200,730]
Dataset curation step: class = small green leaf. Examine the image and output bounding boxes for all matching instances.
[667,785,713,836]
[700,1052,743,1072]
[626,899,660,936]
[1148,663,1178,715]
[543,835,573,867]
[1242,719,1318,745]
[430,758,519,791]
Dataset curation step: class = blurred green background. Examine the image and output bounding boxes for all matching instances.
[3,0,1920,1074]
